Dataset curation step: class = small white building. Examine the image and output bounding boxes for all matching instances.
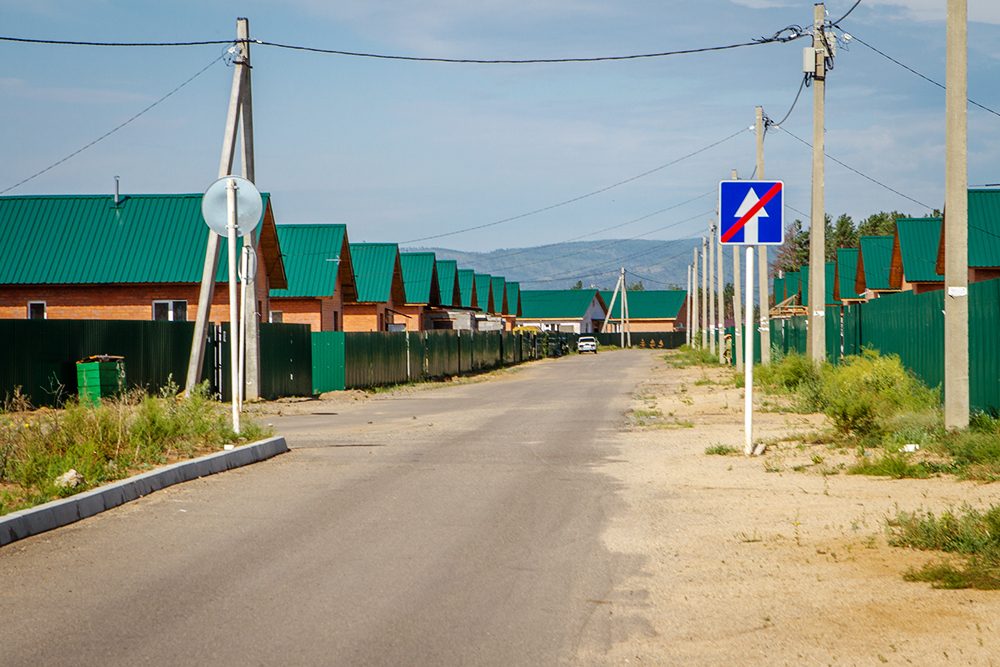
[517,289,607,333]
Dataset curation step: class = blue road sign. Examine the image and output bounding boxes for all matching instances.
[718,180,785,245]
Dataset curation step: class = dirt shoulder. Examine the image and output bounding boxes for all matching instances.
[583,352,1000,665]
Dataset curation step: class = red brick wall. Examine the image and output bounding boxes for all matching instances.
[0,282,268,323]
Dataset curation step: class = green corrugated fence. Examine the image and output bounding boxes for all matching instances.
[0,319,211,406]
[762,278,1000,412]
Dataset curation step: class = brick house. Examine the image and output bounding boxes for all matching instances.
[503,282,522,331]
[0,193,286,322]
[936,189,1000,284]
[397,252,442,331]
[889,217,943,294]
[834,248,865,304]
[856,235,899,300]
[269,223,357,331]
[343,243,406,332]
[518,290,607,333]
[598,290,687,332]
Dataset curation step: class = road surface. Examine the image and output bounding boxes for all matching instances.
[0,351,655,666]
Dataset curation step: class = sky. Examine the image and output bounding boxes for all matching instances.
[1,0,999,255]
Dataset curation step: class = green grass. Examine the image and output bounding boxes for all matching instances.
[888,505,1000,589]
[0,384,270,516]
[667,345,719,368]
[705,444,740,456]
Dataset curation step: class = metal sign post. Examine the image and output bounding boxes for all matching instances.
[238,245,258,410]
[719,180,785,456]
[201,175,263,436]
[225,180,241,433]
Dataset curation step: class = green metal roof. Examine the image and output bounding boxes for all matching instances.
[895,217,943,284]
[0,193,283,286]
[800,263,836,307]
[968,189,1000,268]
[399,252,440,305]
[435,260,460,307]
[858,235,895,291]
[349,243,404,303]
[598,290,686,320]
[456,269,478,309]
[491,276,509,315]
[520,289,603,319]
[836,248,863,300]
[474,273,494,313]
[271,223,354,299]
[505,281,522,317]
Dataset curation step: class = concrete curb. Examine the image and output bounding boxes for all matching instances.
[0,436,288,547]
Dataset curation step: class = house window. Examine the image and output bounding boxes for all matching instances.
[152,300,187,322]
[270,311,283,323]
[27,302,46,320]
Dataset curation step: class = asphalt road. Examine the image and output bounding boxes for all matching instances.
[0,351,654,666]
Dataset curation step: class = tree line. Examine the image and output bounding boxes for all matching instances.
[772,208,940,275]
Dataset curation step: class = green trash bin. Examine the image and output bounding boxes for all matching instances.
[76,355,125,406]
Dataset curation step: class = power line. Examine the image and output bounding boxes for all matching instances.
[256,28,806,64]
[402,128,749,244]
[501,209,713,271]
[474,189,714,262]
[0,25,807,62]
[771,125,934,210]
[763,74,809,130]
[847,33,1000,119]
[0,35,234,47]
[831,0,863,27]
[1,52,225,194]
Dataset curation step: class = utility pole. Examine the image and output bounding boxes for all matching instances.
[186,17,259,396]
[692,250,700,347]
[708,225,716,355]
[701,239,708,348]
[716,220,725,363]
[945,0,970,429]
[686,264,692,346]
[807,2,828,363]
[731,169,744,371]
[755,106,771,365]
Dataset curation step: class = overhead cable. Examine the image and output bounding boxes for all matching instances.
[848,33,1000,119]
[1,53,225,194]
[771,125,934,210]
[831,0,863,27]
[478,189,714,262]
[401,128,748,244]
[500,209,713,271]
[0,25,806,63]
[763,74,809,131]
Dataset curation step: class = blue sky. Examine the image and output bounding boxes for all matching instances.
[1,0,999,252]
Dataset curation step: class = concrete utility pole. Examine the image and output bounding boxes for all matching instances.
[945,0,970,429]
[708,225,716,355]
[692,251,700,347]
[701,239,708,348]
[755,106,771,365]
[807,2,828,363]
[731,169,744,372]
[186,17,259,397]
[716,221,725,363]
[686,264,692,346]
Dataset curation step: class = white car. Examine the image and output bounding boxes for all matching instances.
[577,336,598,354]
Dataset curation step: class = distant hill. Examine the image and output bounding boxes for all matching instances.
[405,238,712,291]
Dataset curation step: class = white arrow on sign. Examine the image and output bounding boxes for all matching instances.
[733,188,768,244]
